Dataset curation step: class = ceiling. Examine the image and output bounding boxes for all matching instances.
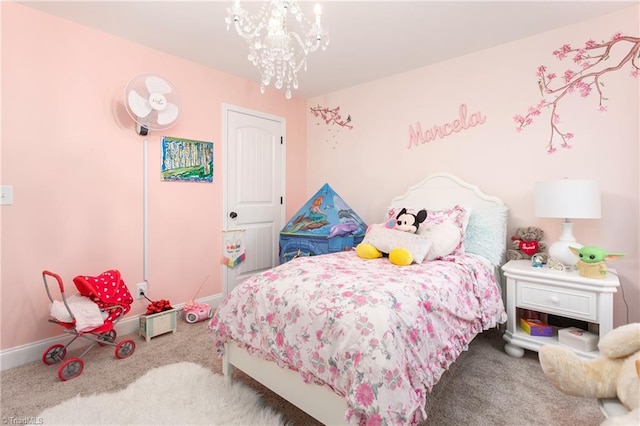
[20,1,637,99]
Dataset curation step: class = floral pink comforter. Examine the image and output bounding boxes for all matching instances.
[208,250,506,425]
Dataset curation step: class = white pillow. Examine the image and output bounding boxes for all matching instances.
[421,222,462,260]
[362,225,433,263]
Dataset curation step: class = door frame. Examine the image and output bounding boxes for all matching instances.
[222,103,287,293]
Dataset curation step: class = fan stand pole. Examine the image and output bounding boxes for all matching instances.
[143,138,149,284]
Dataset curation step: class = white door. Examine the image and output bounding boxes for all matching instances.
[223,105,285,295]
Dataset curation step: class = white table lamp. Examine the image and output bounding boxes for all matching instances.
[534,179,601,267]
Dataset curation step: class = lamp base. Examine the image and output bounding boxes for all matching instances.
[548,221,582,267]
[548,240,582,267]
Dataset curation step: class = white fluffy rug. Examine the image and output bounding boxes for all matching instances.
[38,362,286,425]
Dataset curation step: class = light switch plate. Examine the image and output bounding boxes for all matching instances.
[1,186,14,205]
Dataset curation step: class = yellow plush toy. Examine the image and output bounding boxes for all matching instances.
[539,323,640,425]
[356,243,414,266]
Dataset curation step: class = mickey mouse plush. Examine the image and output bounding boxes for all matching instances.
[395,208,428,234]
[357,208,429,266]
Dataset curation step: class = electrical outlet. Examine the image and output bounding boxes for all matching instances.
[136,282,148,300]
[1,186,14,206]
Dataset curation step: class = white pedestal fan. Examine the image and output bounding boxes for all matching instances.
[123,74,182,286]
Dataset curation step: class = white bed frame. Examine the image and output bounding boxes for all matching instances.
[222,173,505,425]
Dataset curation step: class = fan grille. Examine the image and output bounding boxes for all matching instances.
[124,73,181,133]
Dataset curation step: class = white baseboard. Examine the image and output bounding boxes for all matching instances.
[0,294,223,372]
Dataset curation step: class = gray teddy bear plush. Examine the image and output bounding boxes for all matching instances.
[507,226,548,262]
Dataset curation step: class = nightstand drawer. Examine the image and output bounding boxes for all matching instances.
[517,282,597,321]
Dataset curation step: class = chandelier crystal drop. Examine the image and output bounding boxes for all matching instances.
[225,0,329,99]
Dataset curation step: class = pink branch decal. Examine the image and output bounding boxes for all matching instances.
[310,105,353,129]
[514,33,640,154]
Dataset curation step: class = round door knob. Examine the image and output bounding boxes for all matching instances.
[229,212,238,219]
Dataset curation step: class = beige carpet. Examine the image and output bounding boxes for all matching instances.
[1,319,605,425]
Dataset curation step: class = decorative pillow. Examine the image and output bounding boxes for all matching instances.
[361,225,433,263]
[464,206,509,266]
[421,222,462,260]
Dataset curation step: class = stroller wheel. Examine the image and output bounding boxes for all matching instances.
[57,357,84,381]
[115,339,136,359]
[98,330,117,346]
[42,344,67,365]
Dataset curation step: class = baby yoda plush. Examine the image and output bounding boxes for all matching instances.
[569,246,624,279]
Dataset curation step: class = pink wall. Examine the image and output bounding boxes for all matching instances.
[2,3,638,354]
[307,6,640,327]
[0,3,307,350]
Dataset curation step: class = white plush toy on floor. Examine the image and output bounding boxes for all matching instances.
[538,323,640,426]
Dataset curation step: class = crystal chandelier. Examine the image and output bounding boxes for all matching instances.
[225,0,329,99]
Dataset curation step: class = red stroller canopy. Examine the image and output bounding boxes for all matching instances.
[73,270,133,323]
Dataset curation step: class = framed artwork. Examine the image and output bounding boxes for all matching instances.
[161,136,213,183]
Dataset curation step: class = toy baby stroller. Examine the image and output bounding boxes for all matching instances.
[42,269,136,381]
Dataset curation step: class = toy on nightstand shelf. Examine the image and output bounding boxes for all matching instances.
[569,246,624,279]
[183,275,213,324]
[521,318,553,336]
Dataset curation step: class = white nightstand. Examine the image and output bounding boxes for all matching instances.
[501,259,620,359]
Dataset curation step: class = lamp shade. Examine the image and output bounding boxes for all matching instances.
[534,179,601,219]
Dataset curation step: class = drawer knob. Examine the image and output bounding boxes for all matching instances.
[550,296,559,304]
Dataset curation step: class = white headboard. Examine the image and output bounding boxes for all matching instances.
[389,173,508,301]
[389,173,504,210]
